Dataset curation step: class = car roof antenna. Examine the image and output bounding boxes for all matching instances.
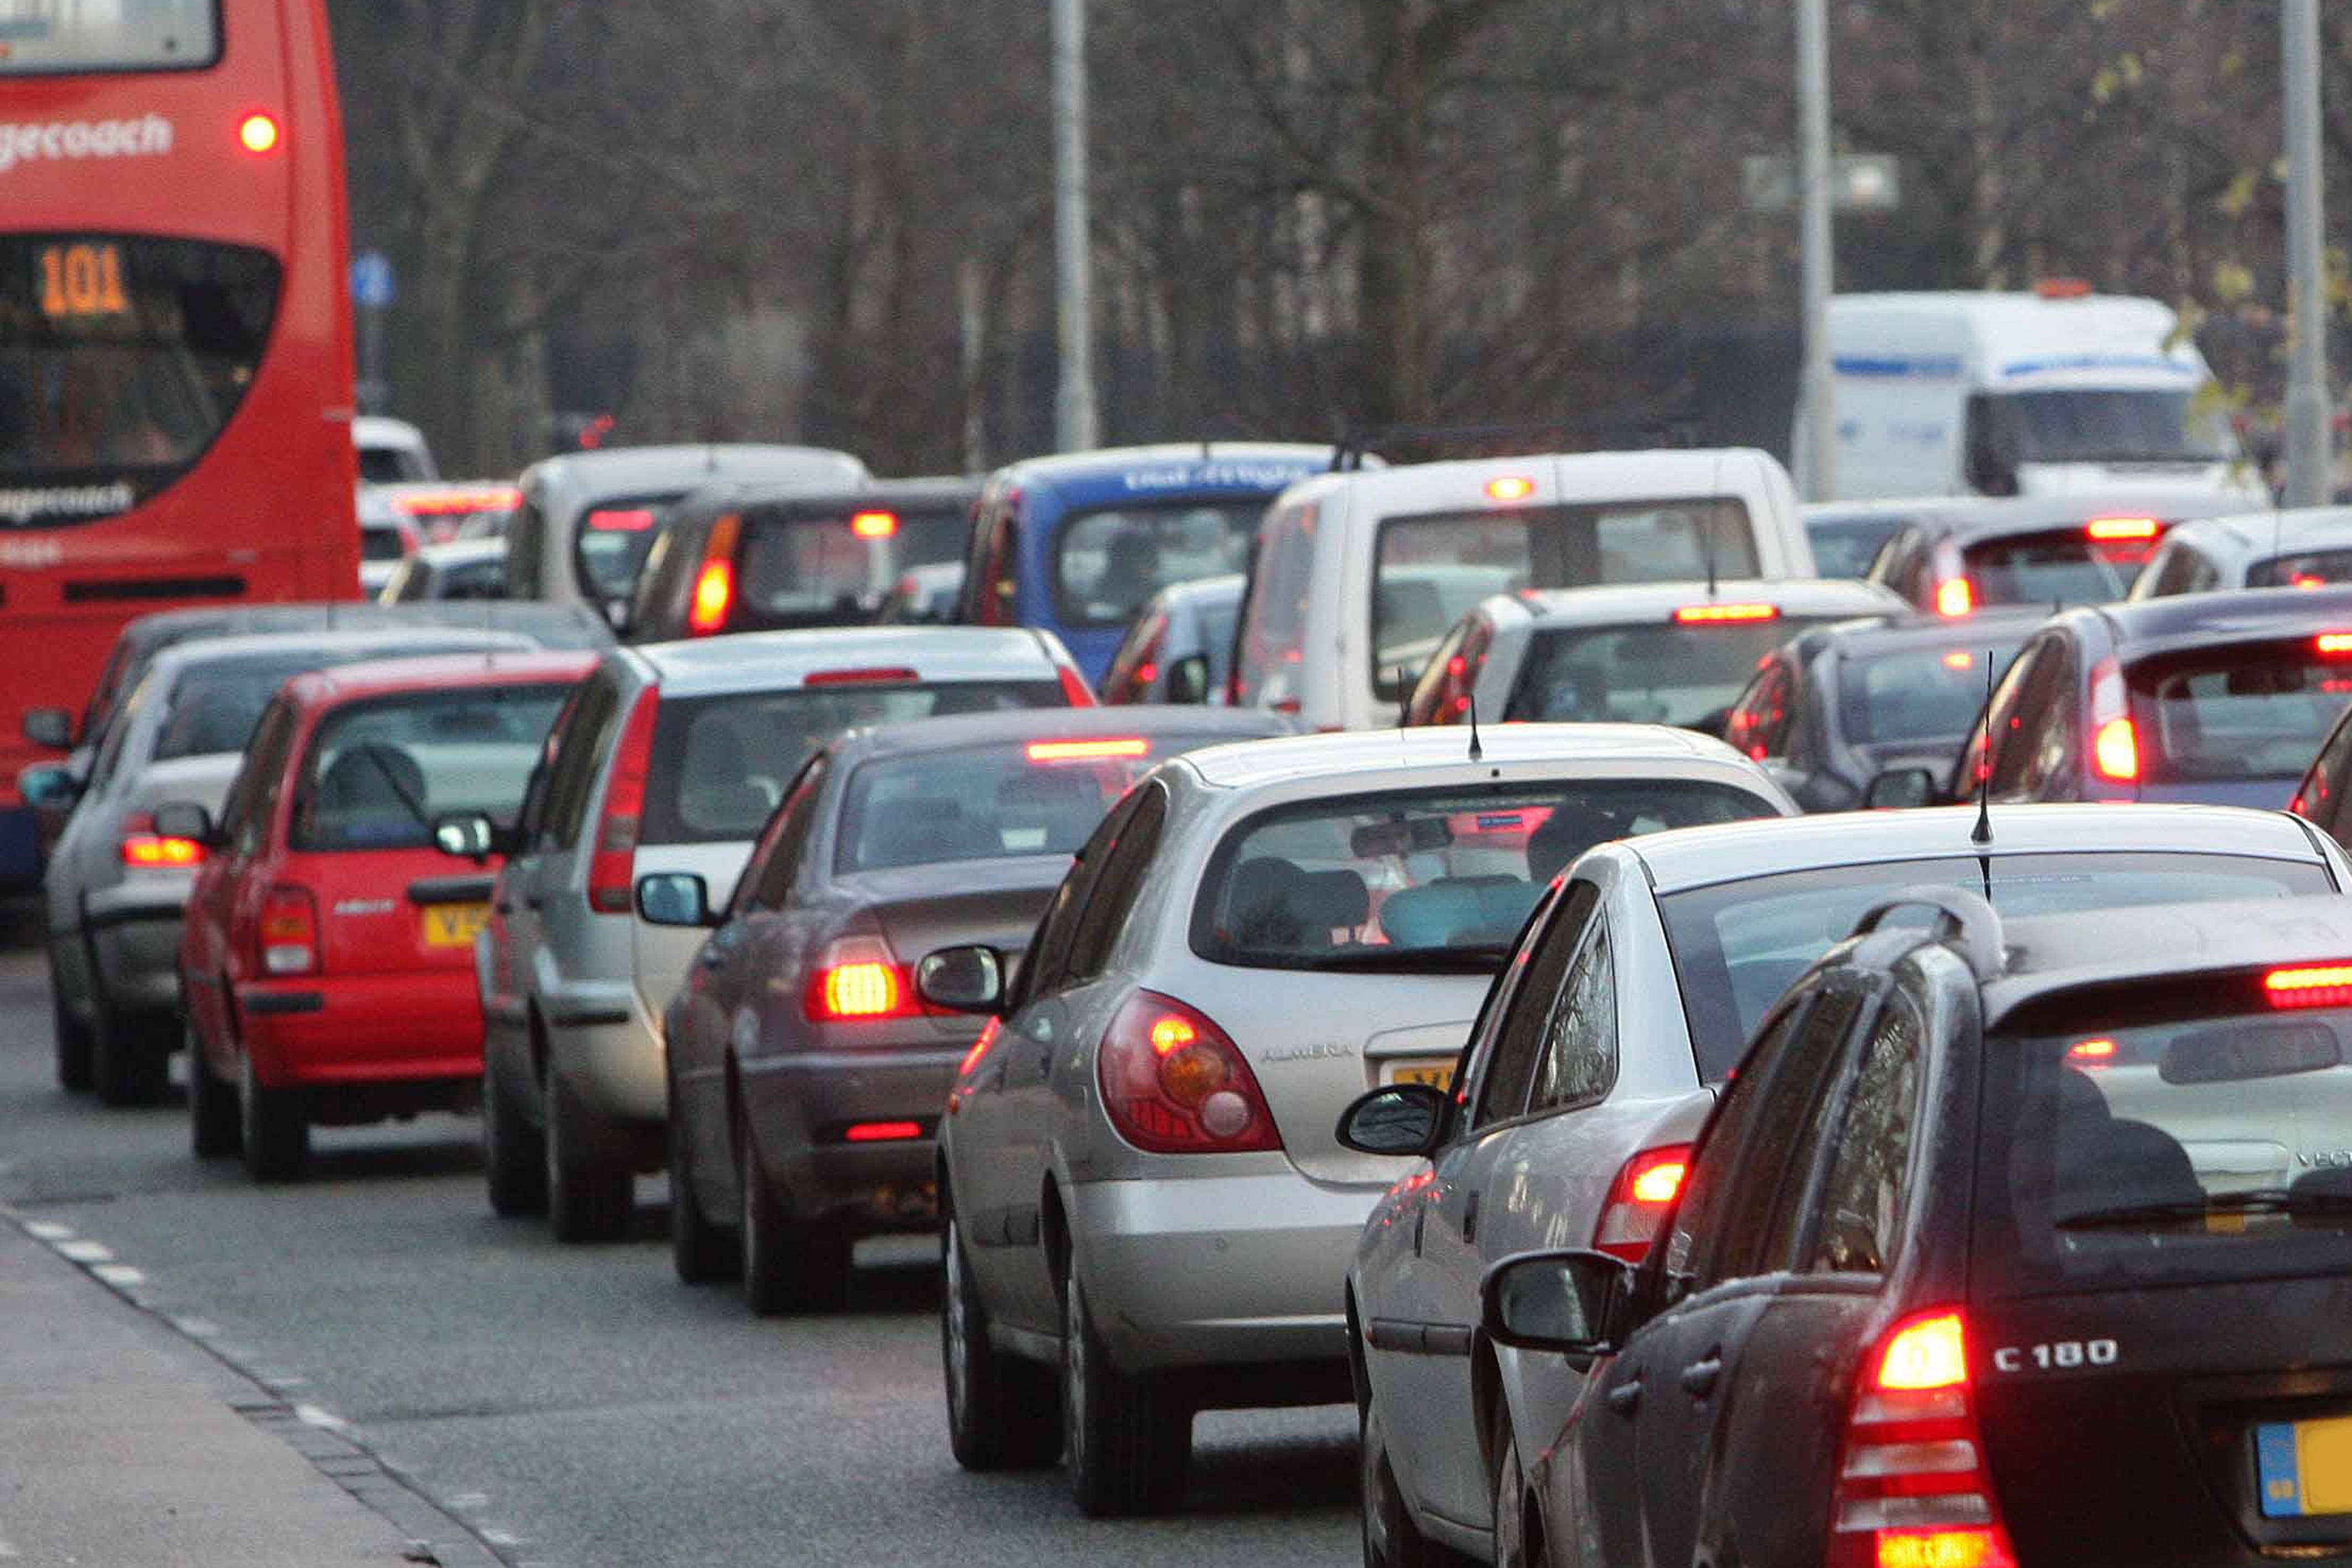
[1970,656,1995,848]
[1466,691,1484,763]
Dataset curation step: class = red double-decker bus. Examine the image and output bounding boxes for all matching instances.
[0,0,357,889]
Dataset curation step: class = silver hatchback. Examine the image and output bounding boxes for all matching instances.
[920,725,1794,1516]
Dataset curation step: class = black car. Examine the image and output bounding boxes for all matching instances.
[1486,887,2352,1568]
[1725,612,2038,812]
[626,477,980,642]
[640,703,1291,1313]
[1864,491,2237,619]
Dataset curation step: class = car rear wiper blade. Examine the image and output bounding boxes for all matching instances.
[2056,1187,2352,1230]
[1300,944,1513,973]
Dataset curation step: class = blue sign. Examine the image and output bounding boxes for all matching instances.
[351,251,394,310]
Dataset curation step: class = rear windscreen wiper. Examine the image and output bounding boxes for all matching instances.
[2056,1187,2352,1231]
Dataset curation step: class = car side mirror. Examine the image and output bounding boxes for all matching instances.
[1864,766,1939,811]
[19,763,82,812]
[1335,1082,1454,1159]
[151,800,217,848]
[22,707,72,751]
[604,597,632,634]
[915,945,1007,1015]
[433,811,499,863]
[634,871,714,928]
[1480,1248,1640,1356]
[1165,654,1212,705]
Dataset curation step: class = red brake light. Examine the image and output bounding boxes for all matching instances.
[1875,1311,1968,1391]
[2264,965,2352,1009]
[843,1120,923,1143]
[1057,663,1097,707]
[258,885,320,976]
[397,487,521,517]
[587,508,657,532]
[1097,991,1281,1154]
[2086,516,2160,541]
[1485,476,1535,503]
[117,812,205,869]
[2034,277,2092,299]
[1593,1144,1692,1262]
[238,112,280,154]
[1830,1309,2018,1568]
[803,937,923,1022]
[959,1017,1002,1079]
[1934,579,1974,618]
[587,690,660,913]
[686,514,741,635]
[2317,633,2352,657]
[1674,602,1779,624]
[1026,738,1149,763]
[849,510,899,539]
[2091,717,2139,781]
[2066,1038,2119,1064]
[803,666,919,687]
[1941,650,1975,671]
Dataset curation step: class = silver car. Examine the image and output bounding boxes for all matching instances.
[44,627,534,1105]
[470,626,1093,1243]
[1343,801,2352,1568]
[919,725,1796,1517]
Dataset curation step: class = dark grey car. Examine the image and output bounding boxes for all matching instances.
[644,705,1291,1315]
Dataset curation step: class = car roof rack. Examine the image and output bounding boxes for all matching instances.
[1846,885,2005,982]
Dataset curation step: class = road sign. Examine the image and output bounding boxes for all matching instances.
[1742,154,1901,214]
[351,250,395,310]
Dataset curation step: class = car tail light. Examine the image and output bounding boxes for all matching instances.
[1097,991,1281,1154]
[258,885,320,976]
[1674,603,1779,624]
[843,1119,923,1142]
[1593,1144,1692,1263]
[803,666,919,687]
[2066,1038,2119,1065]
[1057,662,1098,707]
[686,514,742,635]
[959,1017,1001,1078]
[587,689,660,913]
[1026,738,1150,762]
[2086,516,2160,541]
[2318,633,2352,657]
[396,487,521,517]
[1112,613,1168,704]
[1485,475,1536,503]
[118,812,205,869]
[1828,1310,2018,1568]
[2088,658,2138,782]
[2263,964,2352,1009]
[849,510,899,539]
[587,507,656,532]
[803,936,923,1022]
[1934,579,1974,618]
[1941,650,1974,671]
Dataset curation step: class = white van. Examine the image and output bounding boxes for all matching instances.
[1810,288,2264,504]
[1230,449,1814,731]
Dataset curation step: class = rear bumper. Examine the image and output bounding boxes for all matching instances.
[0,805,38,890]
[738,1047,960,1230]
[542,978,665,1126]
[240,970,483,1088]
[1067,1171,1381,1376]
[84,881,193,1018]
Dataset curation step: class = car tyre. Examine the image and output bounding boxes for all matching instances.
[1362,1398,1445,1568]
[737,1100,849,1316]
[941,1200,1059,1470]
[50,967,92,1092]
[238,1050,308,1182]
[545,1071,631,1243]
[1063,1271,1189,1517]
[186,1020,240,1159]
[91,992,170,1108]
[668,1074,738,1284]
[481,1055,547,1218]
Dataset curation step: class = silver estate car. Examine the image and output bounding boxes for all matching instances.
[918,725,1797,1517]
[646,705,1289,1313]
[467,627,1090,1243]
[1342,801,2352,1568]
[44,628,533,1105]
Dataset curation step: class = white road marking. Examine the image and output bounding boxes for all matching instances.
[446,1493,489,1511]
[294,1403,348,1431]
[480,1528,523,1547]
[22,1220,72,1241]
[91,1263,144,1288]
[54,1239,112,1263]
[171,1315,219,1337]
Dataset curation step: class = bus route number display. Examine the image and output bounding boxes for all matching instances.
[38,242,130,320]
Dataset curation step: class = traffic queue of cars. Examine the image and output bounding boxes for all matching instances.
[22,434,2352,1568]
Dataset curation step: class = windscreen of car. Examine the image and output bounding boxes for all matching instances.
[1961,529,2153,606]
[2248,549,2352,590]
[1659,852,2335,1082]
[1372,499,1761,700]
[1807,515,1912,579]
[572,492,684,602]
[641,681,1063,846]
[289,685,573,851]
[151,642,517,762]
[1052,501,1263,629]
[1839,635,2030,746]
[361,525,408,562]
[736,515,890,626]
[0,238,278,524]
[2127,643,2352,783]
[1988,389,2234,466]
[1192,780,1777,973]
[1978,992,2352,1295]
[1507,614,1848,729]
[835,732,1222,874]
[358,447,420,484]
[0,1,217,73]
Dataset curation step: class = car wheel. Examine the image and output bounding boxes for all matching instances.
[941,1200,1060,1470]
[481,1054,547,1218]
[186,1020,240,1159]
[1062,1270,1189,1517]
[1492,1423,1531,1568]
[238,1049,308,1182]
[1362,1398,1444,1568]
[736,1102,850,1316]
[544,1071,631,1243]
[50,963,92,1092]
[667,1072,737,1284]
[90,989,170,1108]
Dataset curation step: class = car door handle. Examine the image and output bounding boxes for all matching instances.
[1605,1379,1642,1416]
[1462,1187,1481,1244]
[1679,1356,1722,1398]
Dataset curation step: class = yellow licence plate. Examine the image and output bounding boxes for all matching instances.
[1383,1058,1455,1090]
[422,903,489,949]
[2258,1415,2352,1517]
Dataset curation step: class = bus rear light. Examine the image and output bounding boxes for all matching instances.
[1830,1310,2018,1568]
[1097,992,1280,1154]
[2263,965,2352,1009]
[238,113,281,154]
[1025,738,1149,762]
[1674,602,1779,624]
[587,689,660,913]
[804,666,919,687]
[2086,517,2160,541]
[1934,579,1974,618]
[259,885,320,976]
[849,511,899,539]
[1485,476,1536,503]
[1593,1144,1692,1262]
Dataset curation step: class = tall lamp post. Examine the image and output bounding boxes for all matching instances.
[2283,0,2331,507]
[1796,0,1836,502]
[1052,0,1100,453]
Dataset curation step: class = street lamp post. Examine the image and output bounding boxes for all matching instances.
[2283,0,2330,508]
[1796,0,1837,502]
[1051,0,1099,454]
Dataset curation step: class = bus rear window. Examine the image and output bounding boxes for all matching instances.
[0,2,218,74]
[1053,501,1263,629]
[0,236,278,524]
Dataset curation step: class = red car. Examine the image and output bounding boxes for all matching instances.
[168,651,594,1181]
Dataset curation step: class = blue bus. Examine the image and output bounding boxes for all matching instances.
[956,444,1335,686]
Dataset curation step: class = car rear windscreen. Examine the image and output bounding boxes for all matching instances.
[1838,636,2029,746]
[361,526,407,562]
[736,515,896,626]
[1191,780,1777,973]
[289,685,573,852]
[1658,852,2336,1082]
[1507,614,1847,729]
[574,492,684,601]
[1372,499,1760,700]
[835,732,1222,875]
[1961,529,2153,607]
[1977,991,2352,1295]
[1807,515,1912,579]
[641,682,1063,846]
[2128,643,2352,783]
[151,642,530,763]
[2249,550,2352,590]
